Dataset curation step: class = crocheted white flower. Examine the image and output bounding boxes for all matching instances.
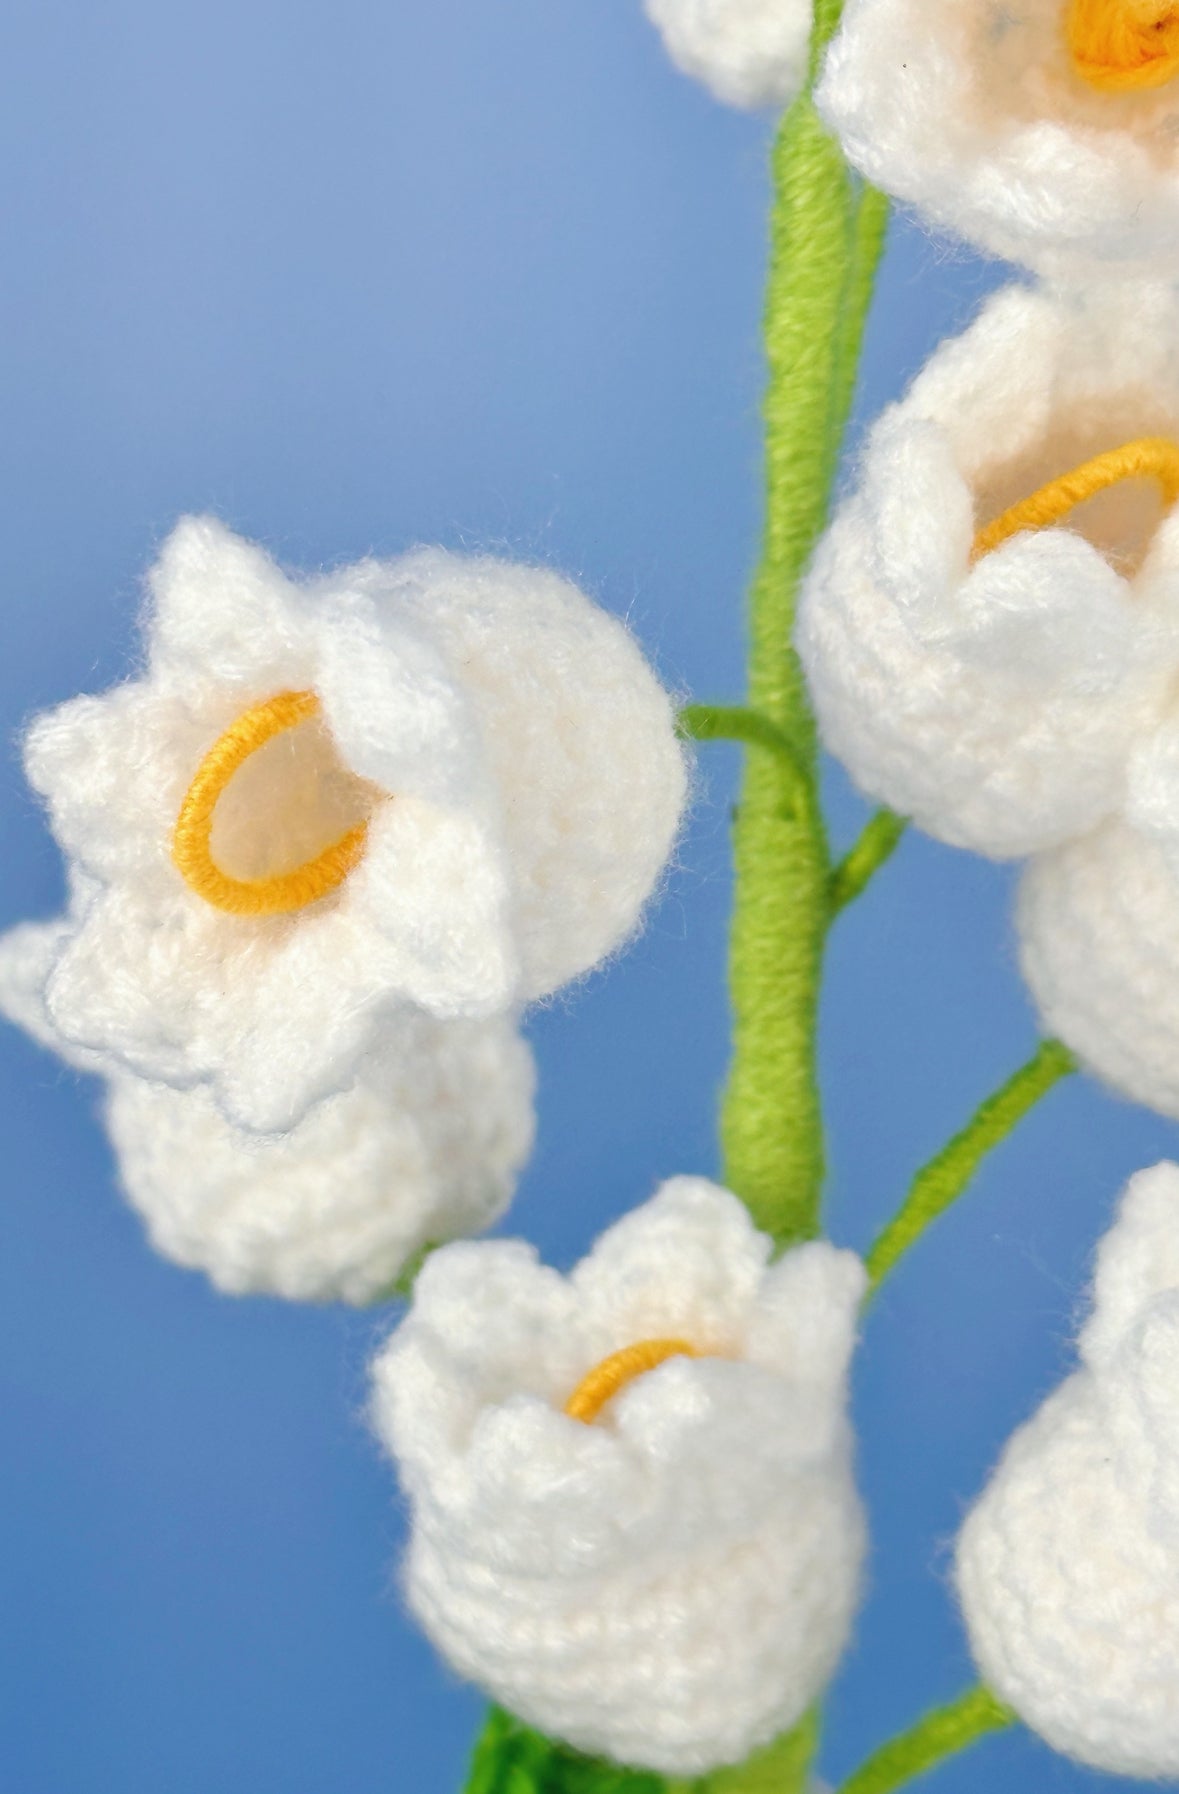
[820,0,1179,277]
[798,279,1179,1117]
[645,0,811,109]
[957,1161,1179,1777]
[799,280,1179,859]
[6,517,686,1132]
[0,914,536,1304]
[372,1178,866,1776]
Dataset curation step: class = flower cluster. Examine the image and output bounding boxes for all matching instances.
[797,0,1179,1778]
[17,0,1179,1780]
[0,517,687,1299]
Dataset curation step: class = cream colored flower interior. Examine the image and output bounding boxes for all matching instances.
[208,705,377,884]
[973,393,1179,573]
[971,0,1179,159]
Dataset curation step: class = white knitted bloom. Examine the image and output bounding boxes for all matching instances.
[372,1178,866,1776]
[799,280,1179,859]
[820,0,1179,277]
[0,915,536,1304]
[958,1161,1179,1777]
[799,280,1179,1117]
[645,0,810,109]
[5,517,686,1132]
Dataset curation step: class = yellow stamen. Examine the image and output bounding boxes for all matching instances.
[972,435,1179,562]
[563,1338,699,1425]
[1068,0,1179,92]
[172,690,372,917]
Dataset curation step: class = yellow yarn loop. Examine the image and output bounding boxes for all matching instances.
[971,435,1179,562]
[563,1338,699,1425]
[1068,0,1179,91]
[172,689,371,917]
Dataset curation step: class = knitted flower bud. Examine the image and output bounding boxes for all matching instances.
[0,914,535,1304]
[798,280,1179,860]
[957,1162,1179,1777]
[820,0,1179,278]
[645,0,811,109]
[0,518,687,1132]
[372,1178,866,1776]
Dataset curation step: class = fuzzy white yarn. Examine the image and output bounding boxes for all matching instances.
[372,1178,866,1775]
[4,518,686,1132]
[819,0,1179,278]
[798,279,1179,1120]
[1018,812,1179,1120]
[957,1161,1179,1776]
[799,280,1179,860]
[0,914,536,1304]
[644,0,810,109]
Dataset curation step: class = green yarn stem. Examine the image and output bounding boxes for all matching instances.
[464,1709,665,1794]
[720,68,887,1244]
[688,1711,821,1794]
[679,703,810,781]
[867,1039,1078,1292]
[833,1687,1014,1794]
[829,810,906,916]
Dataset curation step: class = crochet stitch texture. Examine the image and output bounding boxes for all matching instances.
[1,517,687,1133]
[819,0,1179,277]
[0,911,536,1303]
[798,279,1179,1118]
[371,1178,867,1776]
[957,1162,1179,1776]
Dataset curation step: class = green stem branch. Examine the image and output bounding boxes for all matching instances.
[834,1687,1014,1794]
[867,1040,1077,1292]
[679,703,808,782]
[829,810,906,916]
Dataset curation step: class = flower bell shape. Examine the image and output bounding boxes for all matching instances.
[2,518,687,1133]
[644,0,811,109]
[0,913,535,1304]
[798,280,1179,1119]
[957,1161,1179,1777]
[371,1178,867,1776]
[819,0,1179,277]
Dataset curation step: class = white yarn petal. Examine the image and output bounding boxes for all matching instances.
[105,1014,536,1305]
[371,1179,866,1776]
[5,519,687,1131]
[1018,814,1179,1121]
[819,0,1179,277]
[0,917,535,1303]
[957,1162,1179,1776]
[798,281,1178,859]
[645,0,811,110]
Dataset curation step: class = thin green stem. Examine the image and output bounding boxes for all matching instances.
[679,703,808,782]
[834,1687,1014,1794]
[867,1040,1077,1292]
[829,810,906,917]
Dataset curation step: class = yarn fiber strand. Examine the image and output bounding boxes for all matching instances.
[721,0,887,1243]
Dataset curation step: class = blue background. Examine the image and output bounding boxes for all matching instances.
[0,4,1171,1791]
